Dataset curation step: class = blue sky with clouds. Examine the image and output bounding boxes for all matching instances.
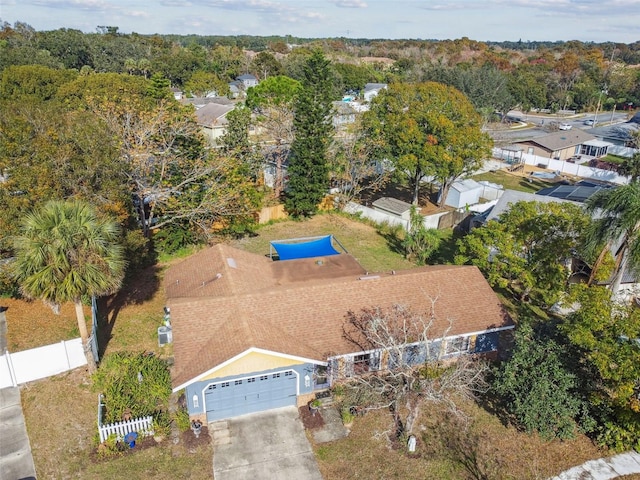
[1,0,638,43]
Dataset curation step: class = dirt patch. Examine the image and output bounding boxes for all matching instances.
[181,426,212,451]
[299,405,325,430]
[3,297,81,351]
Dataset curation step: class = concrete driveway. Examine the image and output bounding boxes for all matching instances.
[211,406,323,480]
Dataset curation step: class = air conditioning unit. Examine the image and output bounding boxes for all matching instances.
[158,326,173,346]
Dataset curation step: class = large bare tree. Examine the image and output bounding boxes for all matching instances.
[339,303,488,440]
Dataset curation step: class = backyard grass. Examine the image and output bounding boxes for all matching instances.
[472,169,558,193]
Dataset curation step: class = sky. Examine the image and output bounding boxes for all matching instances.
[1,0,639,44]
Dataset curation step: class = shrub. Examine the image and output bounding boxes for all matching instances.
[174,406,191,432]
[92,351,172,423]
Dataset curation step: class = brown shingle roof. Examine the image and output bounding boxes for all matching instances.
[518,129,595,152]
[167,245,512,388]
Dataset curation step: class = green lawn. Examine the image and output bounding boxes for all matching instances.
[472,170,557,193]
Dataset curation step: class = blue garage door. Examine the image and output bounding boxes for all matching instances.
[204,370,297,422]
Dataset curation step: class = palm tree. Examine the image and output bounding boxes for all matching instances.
[11,200,125,372]
[585,182,640,294]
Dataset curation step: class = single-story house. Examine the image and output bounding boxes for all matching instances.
[516,129,603,161]
[194,103,235,146]
[445,179,484,209]
[363,83,387,102]
[165,238,513,423]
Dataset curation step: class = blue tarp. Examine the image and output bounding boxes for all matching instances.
[271,235,340,260]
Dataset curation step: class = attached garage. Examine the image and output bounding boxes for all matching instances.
[203,369,298,422]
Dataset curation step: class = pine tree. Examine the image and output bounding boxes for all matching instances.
[285,50,334,217]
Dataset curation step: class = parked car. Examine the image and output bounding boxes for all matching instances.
[584,119,595,126]
[559,123,572,130]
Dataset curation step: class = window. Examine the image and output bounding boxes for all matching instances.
[221,382,230,388]
[247,377,256,383]
[284,371,293,377]
[273,373,281,379]
[208,384,217,390]
[234,380,242,385]
[260,375,268,381]
[353,354,371,374]
[445,336,470,355]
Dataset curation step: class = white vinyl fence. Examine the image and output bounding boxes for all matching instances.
[97,395,154,443]
[493,148,630,185]
[344,202,450,231]
[0,338,86,388]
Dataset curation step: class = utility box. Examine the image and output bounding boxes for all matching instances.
[158,326,173,346]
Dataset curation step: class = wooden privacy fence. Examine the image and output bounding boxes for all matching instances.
[97,394,154,443]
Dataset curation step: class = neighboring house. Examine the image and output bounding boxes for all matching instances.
[165,239,513,423]
[363,83,387,102]
[332,101,358,129]
[194,103,235,146]
[516,129,608,161]
[587,114,640,148]
[236,74,259,89]
[228,81,242,99]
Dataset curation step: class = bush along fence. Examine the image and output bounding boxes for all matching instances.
[97,394,154,443]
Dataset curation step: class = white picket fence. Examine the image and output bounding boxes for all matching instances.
[98,415,155,443]
[97,394,155,443]
[0,338,87,388]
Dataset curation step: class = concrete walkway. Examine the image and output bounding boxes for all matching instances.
[0,309,37,480]
[0,387,37,480]
[550,451,640,479]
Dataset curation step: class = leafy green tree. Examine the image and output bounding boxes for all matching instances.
[36,28,93,70]
[246,75,301,197]
[492,322,585,440]
[455,201,589,305]
[0,65,77,100]
[184,70,228,97]
[285,51,334,217]
[147,72,172,101]
[403,206,441,265]
[561,284,640,451]
[251,51,283,79]
[363,81,492,206]
[618,152,640,182]
[219,105,262,179]
[0,99,130,253]
[11,200,125,372]
[584,182,640,294]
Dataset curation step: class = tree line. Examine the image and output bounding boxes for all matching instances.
[2,21,639,114]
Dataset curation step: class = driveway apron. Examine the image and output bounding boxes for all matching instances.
[212,406,323,480]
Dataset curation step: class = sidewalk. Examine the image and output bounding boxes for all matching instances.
[550,451,640,479]
[0,308,37,479]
